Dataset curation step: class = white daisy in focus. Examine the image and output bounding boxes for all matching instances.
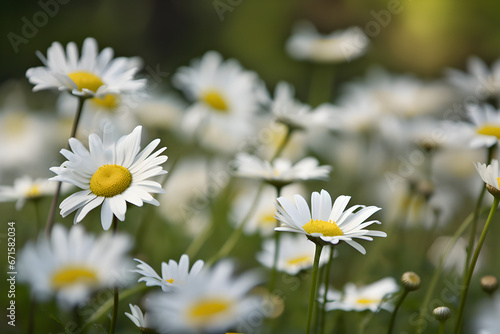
[446,56,500,100]
[461,104,500,148]
[134,254,204,292]
[26,37,145,97]
[233,153,331,186]
[125,304,150,330]
[324,277,399,312]
[173,51,268,118]
[18,224,132,308]
[474,159,500,193]
[271,82,339,132]
[256,234,332,275]
[145,260,263,334]
[0,176,60,210]
[50,124,167,230]
[275,189,386,254]
[286,21,369,63]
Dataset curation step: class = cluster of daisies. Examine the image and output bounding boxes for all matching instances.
[2,16,500,334]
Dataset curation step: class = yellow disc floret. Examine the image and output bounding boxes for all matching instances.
[68,71,104,93]
[356,298,378,305]
[302,219,343,237]
[202,89,229,112]
[91,94,118,110]
[51,266,98,289]
[286,255,312,266]
[188,298,230,323]
[477,124,500,139]
[90,164,132,197]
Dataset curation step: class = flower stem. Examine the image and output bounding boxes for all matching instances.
[319,245,334,334]
[109,216,119,334]
[438,321,446,334]
[387,290,408,334]
[453,197,499,333]
[271,126,293,162]
[268,185,283,293]
[306,243,324,334]
[45,96,87,236]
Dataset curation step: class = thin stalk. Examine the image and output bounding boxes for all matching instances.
[387,290,409,334]
[306,243,324,334]
[271,126,293,162]
[45,96,87,236]
[109,216,119,334]
[185,220,214,259]
[415,208,487,333]
[438,321,446,334]
[28,297,35,334]
[268,186,283,293]
[320,246,335,334]
[32,199,41,234]
[453,197,499,334]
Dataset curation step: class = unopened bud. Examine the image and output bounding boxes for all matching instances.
[481,275,498,295]
[433,306,451,321]
[401,271,421,291]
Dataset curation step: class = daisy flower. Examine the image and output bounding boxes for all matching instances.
[26,37,145,97]
[446,56,500,100]
[286,21,369,63]
[0,176,59,210]
[275,189,386,254]
[173,51,268,117]
[462,103,500,148]
[271,82,339,132]
[125,304,150,330]
[233,153,332,186]
[50,123,167,230]
[324,277,399,312]
[256,234,332,275]
[474,159,500,194]
[134,254,204,292]
[18,224,132,308]
[145,260,263,334]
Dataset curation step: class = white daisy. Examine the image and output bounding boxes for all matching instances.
[275,189,386,254]
[125,304,150,329]
[271,82,339,132]
[324,277,399,312]
[474,159,500,191]
[233,153,332,186]
[50,123,167,230]
[256,234,332,275]
[461,103,500,148]
[286,21,369,63]
[427,236,484,275]
[0,176,60,210]
[145,260,262,334]
[26,37,145,97]
[134,254,204,292]
[446,56,500,100]
[18,224,133,308]
[173,51,268,117]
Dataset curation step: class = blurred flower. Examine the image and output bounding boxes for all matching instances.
[134,254,204,292]
[0,176,60,210]
[132,93,186,131]
[50,124,167,230]
[427,236,483,275]
[256,234,332,275]
[275,189,386,254]
[474,159,500,191]
[125,304,150,330]
[18,224,132,308]
[446,56,500,100]
[233,153,331,186]
[173,51,267,118]
[461,103,500,148]
[271,82,339,132]
[145,260,262,334]
[230,183,305,237]
[26,37,145,97]
[286,21,369,63]
[324,277,398,312]
[472,294,500,334]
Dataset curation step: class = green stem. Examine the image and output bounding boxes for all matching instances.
[320,246,335,334]
[415,208,487,333]
[45,96,87,236]
[268,186,284,293]
[438,321,446,334]
[454,197,499,334]
[387,290,409,334]
[108,216,119,334]
[306,243,324,334]
[271,126,293,162]
[32,199,41,234]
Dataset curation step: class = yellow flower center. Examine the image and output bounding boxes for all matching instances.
[477,124,500,139]
[51,266,98,289]
[25,185,41,198]
[202,90,229,112]
[3,113,27,137]
[302,219,343,237]
[91,94,119,110]
[356,298,378,305]
[68,71,104,93]
[258,212,277,227]
[188,299,231,322]
[89,164,132,197]
[165,278,174,284]
[286,255,312,266]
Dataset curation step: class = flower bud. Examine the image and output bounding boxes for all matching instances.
[433,306,451,321]
[480,275,498,295]
[401,271,421,291]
